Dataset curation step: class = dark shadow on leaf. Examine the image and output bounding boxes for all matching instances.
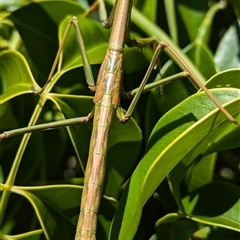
[186,181,240,217]
[146,113,198,153]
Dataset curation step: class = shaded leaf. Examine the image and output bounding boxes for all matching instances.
[184,153,217,192]
[182,181,240,232]
[229,0,240,19]
[155,214,199,240]
[177,1,208,41]
[47,94,93,169]
[11,184,117,239]
[47,94,142,198]
[12,185,81,239]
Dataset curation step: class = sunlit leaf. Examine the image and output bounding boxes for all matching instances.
[214,22,240,71]
[168,70,240,212]
[9,1,85,83]
[205,68,240,89]
[3,229,43,240]
[59,16,109,72]
[0,51,40,103]
[110,88,240,240]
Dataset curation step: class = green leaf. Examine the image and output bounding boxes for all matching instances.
[12,185,81,239]
[0,102,18,129]
[104,110,142,198]
[59,16,109,72]
[155,214,200,240]
[1,0,32,11]
[156,214,240,240]
[229,0,240,19]
[167,69,240,212]
[0,50,40,103]
[177,1,208,41]
[3,229,43,240]
[182,181,240,232]
[9,1,85,83]
[37,0,86,25]
[58,16,151,75]
[184,153,217,192]
[214,22,240,71]
[206,227,240,240]
[135,0,158,23]
[145,42,216,137]
[47,94,142,198]
[192,43,216,79]
[195,0,228,46]
[205,68,240,89]
[47,94,93,168]
[110,88,240,240]
[164,0,178,43]
[11,184,116,239]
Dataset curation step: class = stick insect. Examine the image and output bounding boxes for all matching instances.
[1,0,240,239]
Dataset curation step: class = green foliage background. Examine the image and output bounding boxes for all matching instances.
[0,0,240,239]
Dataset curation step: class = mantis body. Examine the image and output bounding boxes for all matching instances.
[1,1,240,239]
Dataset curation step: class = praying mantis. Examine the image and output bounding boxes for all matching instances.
[1,0,240,239]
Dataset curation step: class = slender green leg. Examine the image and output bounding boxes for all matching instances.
[39,16,95,94]
[0,72,188,141]
[2,39,239,140]
[117,72,188,121]
[120,41,240,126]
[125,72,189,98]
[0,110,95,141]
[119,40,161,123]
[98,0,108,23]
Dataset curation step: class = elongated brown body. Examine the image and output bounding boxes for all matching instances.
[75,50,123,239]
[75,1,132,239]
